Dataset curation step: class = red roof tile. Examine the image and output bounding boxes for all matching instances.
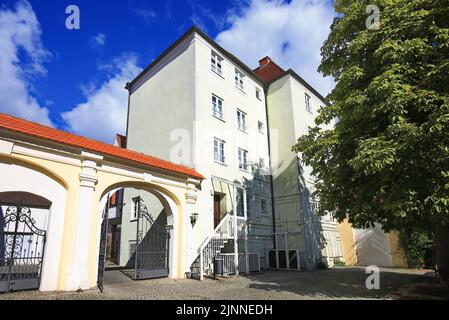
[0,113,204,180]
[254,56,285,84]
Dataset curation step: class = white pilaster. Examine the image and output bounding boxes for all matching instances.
[185,179,199,275]
[66,151,103,291]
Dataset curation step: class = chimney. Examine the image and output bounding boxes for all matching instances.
[258,56,272,68]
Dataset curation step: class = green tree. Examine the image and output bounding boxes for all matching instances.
[293,0,449,286]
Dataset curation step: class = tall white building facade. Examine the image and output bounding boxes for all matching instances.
[124,27,342,274]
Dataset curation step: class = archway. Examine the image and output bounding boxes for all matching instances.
[95,182,180,290]
[0,158,68,292]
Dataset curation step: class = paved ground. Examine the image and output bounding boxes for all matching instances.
[1,267,447,300]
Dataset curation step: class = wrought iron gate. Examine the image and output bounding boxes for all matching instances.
[0,203,47,293]
[97,193,111,292]
[132,196,170,280]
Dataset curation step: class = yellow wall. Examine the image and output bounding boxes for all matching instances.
[337,218,358,266]
[337,217,408,268]
[388,231,408,268]
[5,141,193,291]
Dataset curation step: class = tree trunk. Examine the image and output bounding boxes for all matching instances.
[435,223,449,288]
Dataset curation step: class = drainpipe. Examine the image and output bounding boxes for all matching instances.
[263,83,277,249]
[124,83,131,144]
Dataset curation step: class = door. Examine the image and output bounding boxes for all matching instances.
[213,195,221,229]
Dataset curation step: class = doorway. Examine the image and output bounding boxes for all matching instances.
[214,194,221,229]
[97,188,172,291]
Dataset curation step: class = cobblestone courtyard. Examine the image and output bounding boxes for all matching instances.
[1,267,447,300]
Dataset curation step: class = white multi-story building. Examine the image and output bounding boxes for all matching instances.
[122,26,342,276]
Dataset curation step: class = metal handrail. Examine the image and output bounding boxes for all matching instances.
[199,215,235,280]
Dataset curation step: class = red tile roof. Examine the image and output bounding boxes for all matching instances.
[0,113,204,180]
[254,56,285,84]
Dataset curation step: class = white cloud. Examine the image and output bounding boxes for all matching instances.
[216,0,336,96]
[61,54,141,143]
[134,8,157,24]
[0,0,53,126]
[91,33,106,47]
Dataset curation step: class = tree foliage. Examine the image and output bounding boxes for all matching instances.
[293,0,449,233]
[399,227,435,269]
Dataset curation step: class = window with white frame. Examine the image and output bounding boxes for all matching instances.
[211,51,223,75]
[235,69,245,91]
[212,95,224,120]
[238,148,248,171]
[256,87,261,100]
[131,198,139,220]
[258,121,264,133]
[214,137,225,164]
[237,109,247,132]
[305,93,312,113]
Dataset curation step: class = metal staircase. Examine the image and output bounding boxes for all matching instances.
[188,214,241,280]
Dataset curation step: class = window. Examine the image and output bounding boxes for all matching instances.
[305,93,311,113]
[235,69,245,91]
[258,121,264,133]
[237,109,247,132]
[214,138,225,164]
[238,148,248,171]
[131,197,139,220]
[212,95,224,120]
[256,88,261,100]
[211,51,223,75]
[261,199,268,214]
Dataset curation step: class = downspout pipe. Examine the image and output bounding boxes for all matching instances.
[263,83,277,249]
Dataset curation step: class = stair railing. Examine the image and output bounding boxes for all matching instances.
[199,214,235,280]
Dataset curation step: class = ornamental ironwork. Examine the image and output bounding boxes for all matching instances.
[0,203,47,294]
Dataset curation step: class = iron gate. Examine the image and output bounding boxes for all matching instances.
[0,203,47,293]
[132,196,170,280]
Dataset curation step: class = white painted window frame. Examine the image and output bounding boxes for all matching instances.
[214,137,226,164]
[238,147,248,171]
[237,109,247,132]
[211,51,223,76]
[212,94,224,120]
[235,68,245,92]
[305,93,312,113]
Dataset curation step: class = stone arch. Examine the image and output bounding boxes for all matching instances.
[94,180,183,281]
[0,156,68,291]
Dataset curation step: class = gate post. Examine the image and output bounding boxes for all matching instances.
[67,152,102,291]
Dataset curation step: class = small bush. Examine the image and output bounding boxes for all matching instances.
[333,259,346,267]
[398,227,435,269]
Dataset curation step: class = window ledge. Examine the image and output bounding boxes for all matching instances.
[212,114,226,122]
[214,161,227,167]
[235,86,246,95]
[211,69,225,80]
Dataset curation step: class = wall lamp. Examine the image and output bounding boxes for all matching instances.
[190,213,199,227]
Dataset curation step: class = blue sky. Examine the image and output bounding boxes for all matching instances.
[0,0,336,142]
